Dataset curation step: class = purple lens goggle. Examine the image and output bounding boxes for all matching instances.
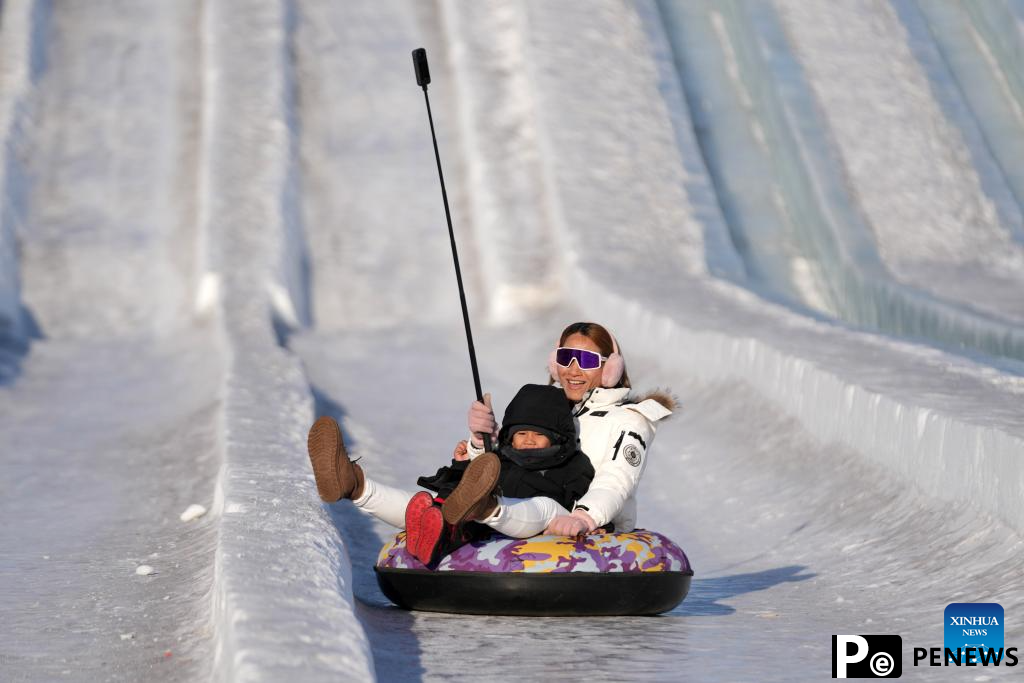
[554,347,606,370]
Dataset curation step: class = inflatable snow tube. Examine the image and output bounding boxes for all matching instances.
[374,529,693,616]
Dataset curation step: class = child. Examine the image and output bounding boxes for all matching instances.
[405,384,594,566]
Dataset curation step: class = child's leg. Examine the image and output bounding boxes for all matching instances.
[482,496,570,538]
[353,478,418,529]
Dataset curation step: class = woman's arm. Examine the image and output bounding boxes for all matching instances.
[545,509,597,536]
[571,414,654,528]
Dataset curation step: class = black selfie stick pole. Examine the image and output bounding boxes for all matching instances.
[412,47,492,453]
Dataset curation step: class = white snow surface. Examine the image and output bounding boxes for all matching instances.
[2,0,1024,681]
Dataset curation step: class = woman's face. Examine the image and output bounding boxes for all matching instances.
[556,332,605,402]
[510,430,552,450]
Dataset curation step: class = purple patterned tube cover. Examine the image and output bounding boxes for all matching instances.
[376,529,692,574]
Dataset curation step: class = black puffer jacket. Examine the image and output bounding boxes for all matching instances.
[417,384,595,511]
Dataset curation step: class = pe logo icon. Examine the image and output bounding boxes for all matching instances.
[945,603,1003,664]
[832,635,902,678]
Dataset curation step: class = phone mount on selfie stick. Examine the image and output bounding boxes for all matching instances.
[412,47,492,453]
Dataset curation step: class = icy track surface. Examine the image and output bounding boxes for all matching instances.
[2,0,1024,681]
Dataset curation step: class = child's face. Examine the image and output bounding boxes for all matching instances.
[511,430,552,450]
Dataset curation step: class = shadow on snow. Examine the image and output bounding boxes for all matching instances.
[674,565,815,617]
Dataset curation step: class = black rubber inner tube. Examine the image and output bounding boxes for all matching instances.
[374,568,693,616]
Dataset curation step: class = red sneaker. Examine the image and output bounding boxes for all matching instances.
[405,491,445,566]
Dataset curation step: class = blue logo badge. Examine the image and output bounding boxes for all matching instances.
[944,603,1004,664]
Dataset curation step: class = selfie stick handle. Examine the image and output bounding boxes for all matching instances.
[413,48,492,453]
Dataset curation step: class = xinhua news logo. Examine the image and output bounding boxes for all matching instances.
[944,603,1003,664]
[832,635,902,678]
[912,602,1018,667]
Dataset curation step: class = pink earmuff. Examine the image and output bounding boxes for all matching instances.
[548,333,624,388]
[602,342,624,387]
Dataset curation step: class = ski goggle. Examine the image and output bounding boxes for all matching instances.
[554,347,606,370]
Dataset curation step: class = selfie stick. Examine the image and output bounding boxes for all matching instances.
[412,47,492,453]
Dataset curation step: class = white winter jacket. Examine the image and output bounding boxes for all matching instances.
[568,387,673,531]
[469,386,674,532]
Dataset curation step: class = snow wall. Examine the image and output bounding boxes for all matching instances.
[197,1,371,680]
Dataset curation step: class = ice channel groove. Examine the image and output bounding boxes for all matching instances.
[775,0,1024,331]
[653,0,831,311]
[901,0,1024,243]
[439,0,564,324]
[657,0,1024,368]
[963,0,1024,117]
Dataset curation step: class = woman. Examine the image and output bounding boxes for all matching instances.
[307,321,674,538]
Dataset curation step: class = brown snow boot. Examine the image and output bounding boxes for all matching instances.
[307,416,364,503]
[441,452,500,525]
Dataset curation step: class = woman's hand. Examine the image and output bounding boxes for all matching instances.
[467,393,498,448]
[453,440,469,461]
[545,509,597,536]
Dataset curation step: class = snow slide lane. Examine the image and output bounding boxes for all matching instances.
[2,1,221,680]
[1,334,223,681]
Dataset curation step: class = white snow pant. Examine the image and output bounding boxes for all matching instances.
[353,478,417,529]
[353,477,570,538]
[483,496,571,538]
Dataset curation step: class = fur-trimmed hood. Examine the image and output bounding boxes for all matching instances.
[626,389,678,414]
[576,387,676,424]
